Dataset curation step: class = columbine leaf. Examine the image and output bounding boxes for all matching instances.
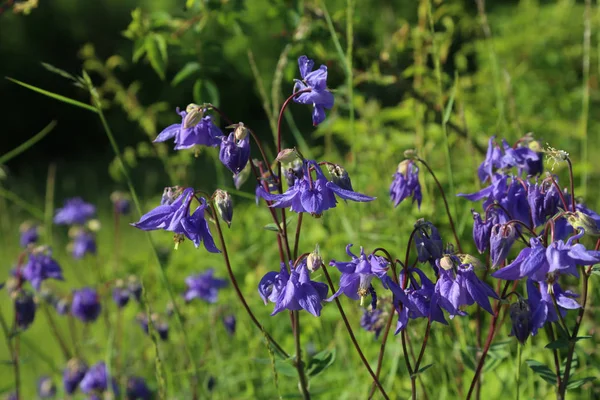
[566,376,596,390]
[526,359,557,385]
[274,359,298,377]
[307,349,336,377]
[171,62,201,87]
[411,363,434,377]
[545,338,569,349]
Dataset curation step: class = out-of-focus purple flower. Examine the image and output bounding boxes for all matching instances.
[219,132,250,176]
[184,268,227,303]
[128,276,142,302]
[386,268,447,332]
[390,160,422,209]
[490,224,517,267]
[154,106,222,150]
[360,308,386,339]
[258,260,328,317]
[258,160,374,217]
[137,313,169,341]
[71,288,101,323]
[14,290,36,329]
[54,198,96,225]
[22,247,64,291]
[72,230,97,259]
[509,298,532,344]
[55,298,70,315]
[434,255,498,317]
[19,222,39,248]
[4,393,17,400]
[132,188,219,252]
[328,245,389,304]
[37,376,56,398]
[126,376,152,400]
[527,279,580,335]
[80,361,117,396]
[223,314,236,336]
[63,358,88,395]
[112,280,130,308]
[414,220,443,264]
[293,56,335,126]
[111,191,131,215]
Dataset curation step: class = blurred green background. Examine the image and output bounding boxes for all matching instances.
[1,0,599,398]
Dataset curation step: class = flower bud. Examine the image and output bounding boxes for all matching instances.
[214,189,233,227]
[87,219,101,232]
[276,148,300,164]
[183,104,204,129]
[307,244,322,272]
[63,358,88,395]
[403,149,418,160]
[566,211,600,236]
[326,163,353,191]
[509,298,532,344]
[13,289,36,330]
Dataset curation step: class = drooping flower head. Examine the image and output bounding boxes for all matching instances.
[71,288,101,323]
[54,197,96,225]
[154,105,222,150]
[390,160,422,209]
[414,220,443,265]
[293,55,335,126]
[509,297,532,344]
[132,187,220,252]
[14,289,36,329]
[471,209,500,254]
[22,246,64,291]
[360,307,386,339]
[79,361,117,396]
[489,223,517,268]
[328,245,390,305]
[126,376,153,400]
[128,276,143,302]
[19,222,39,248]
[434,254,498,318]
[258,260,329,317]
[219,131,250,177]
[37,376,56,398]
[184,268,228,303]
[258,160,374,217]
[63,358,88,395]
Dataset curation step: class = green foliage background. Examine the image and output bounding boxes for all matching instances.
[1,0,599,398]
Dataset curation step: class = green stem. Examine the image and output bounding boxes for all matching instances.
[0,307,19,399]
[581,0,591,197]
[293,311,311,400]
[516,343,522,400]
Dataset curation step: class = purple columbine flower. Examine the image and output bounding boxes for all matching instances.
[184,268,228,303]
[219,132,250,176]
[527,279,580,335]
[72,230,97,259]
[390,160,422,209]
[489,224,517,267]
[37,376,56,398]
[80,361,117,396]
[132,187,220,253]
[258,160,374,217]
[223,314,236,336]
[63,358,88,395]
[527,180,560,228]
[19,222,39,248]
[22,247,64,291]
[477,136,503,182]
[54,197,96,225]
[14,290,36,329]
[126,376,152,400]
[471,210,498,254]
[386,268,447,332]
[71,288,101,323]
[258,260,328,317]
[434,255,498,317]
[509,298,532,344]
[154,106,222,150]
[293,55,335,126]
[328,245,389,305]
[414,220,443,264]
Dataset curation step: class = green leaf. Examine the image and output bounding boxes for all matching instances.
[566,376,596,390]
[545,338,569,349]
[460,349,476,372]
[132,38,147,63]
[204,79,220,108]
[171,62,201,87]
[0,121,57,165]
[193,79,203,105]
[525,359,557,385]
[145,35,167,80]
[274,359,298,377]
[307,349,336,377]
[41,62,77,81]
[264,223,280,232]
[412,363,434,377]
[6,77,98,113]
[443,75,457,124]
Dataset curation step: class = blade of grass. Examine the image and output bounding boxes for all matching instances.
[0,187,44,220]
[0,121,57,165]
[5,77,98,113]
